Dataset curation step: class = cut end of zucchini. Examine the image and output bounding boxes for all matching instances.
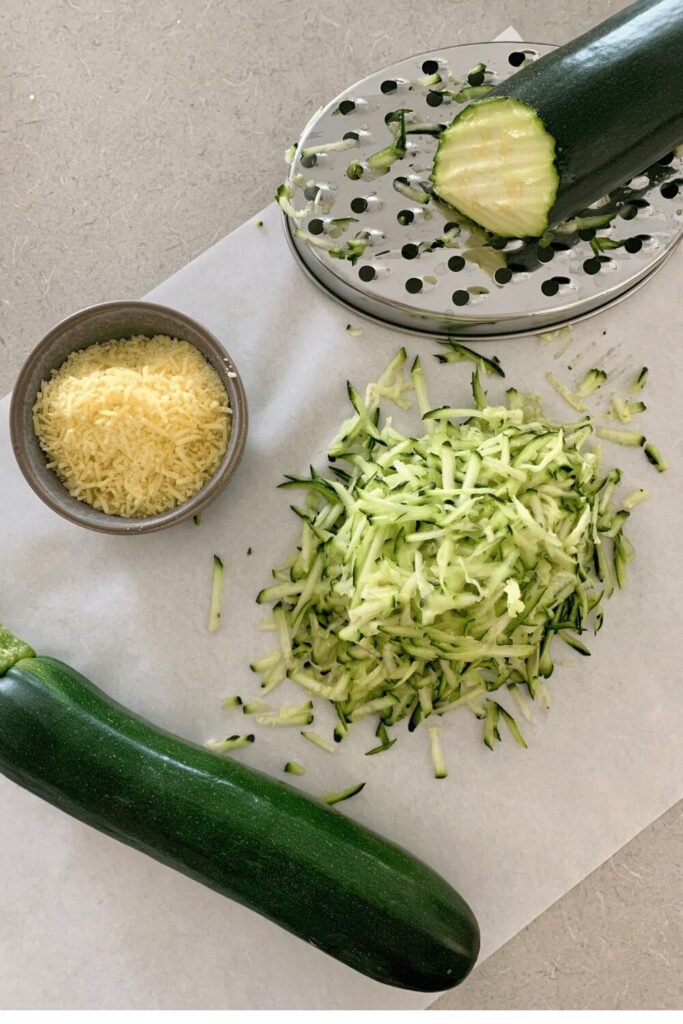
[431,98,558,238]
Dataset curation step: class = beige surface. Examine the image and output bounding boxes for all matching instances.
[1,0,681,1010]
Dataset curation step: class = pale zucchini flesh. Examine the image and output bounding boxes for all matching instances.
[431,98,559,238]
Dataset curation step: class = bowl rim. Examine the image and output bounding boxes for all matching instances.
[9,299,248,535]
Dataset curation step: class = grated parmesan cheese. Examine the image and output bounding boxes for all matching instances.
[33,335,232,518]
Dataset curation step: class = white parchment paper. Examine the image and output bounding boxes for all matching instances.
[2,31,682,1012]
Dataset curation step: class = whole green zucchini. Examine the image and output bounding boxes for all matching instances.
[0,625,479,992]
[432,0,683,237]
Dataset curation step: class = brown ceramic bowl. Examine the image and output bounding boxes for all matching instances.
[10,300,248,534]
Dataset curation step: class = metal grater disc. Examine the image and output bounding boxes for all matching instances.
[282,41,683,339]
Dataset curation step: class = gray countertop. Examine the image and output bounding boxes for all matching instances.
[1,0,681,1010]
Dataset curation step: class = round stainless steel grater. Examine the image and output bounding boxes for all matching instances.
[282,41,683,340]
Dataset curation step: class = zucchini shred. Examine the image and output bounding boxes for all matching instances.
[251,349,643,765]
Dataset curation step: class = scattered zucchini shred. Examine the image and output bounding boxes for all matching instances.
[365,109,408,173]
[193,513,202,526]
[450,84,493,102]
[293,226,372,265]
[283,761,305,775]
[435,340,505,377]
[545,372,586,412]
[251,350,644,757]
[623,488,648,510]
[301,730,335,753]
[208,555,224,633]
[393,176,431,204]
[644,442,668,472]
[427,726,448,779]
[576,368,607,398]
[609,395,632,424]
[222,695,243,709]
[276,182,313,220]
[255,702,314,727]
[365,721,398,756]
[242,700,270,715]
[629,367,648,395]
[206,734,255,753]
[538,325,572,345]
[596,427,645,447]
[321,782,366,805]
[346,324,363,337]
[301,138,358,158]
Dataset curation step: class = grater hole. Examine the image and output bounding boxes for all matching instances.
[658,152,675,166]
[397,209,415,226]
[541,279,560,297]
[301,155,317,169]
[508,51,526,66]
[338,100,356,115]
[468,71,485,86]
[452,289,470,306]
[619,204,638,220]
[448,255,466,272]
[624,237,643,253]
[405,277,423,293]
[401,243,419,259]
[583,258,601,275]
[494,268,512,284]
[661,182,679,199]
[537,247,554,263]
[381,80,398,94]
[426,91,444,107]
[308,218,324,235]
[359,265,376,282]
[422,59,439,74]
[351,197,369,213]
[343,131,360,142]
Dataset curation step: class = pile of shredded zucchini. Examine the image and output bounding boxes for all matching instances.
[252,350,639,774]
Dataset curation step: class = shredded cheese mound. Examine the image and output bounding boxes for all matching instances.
[33,335,232,517]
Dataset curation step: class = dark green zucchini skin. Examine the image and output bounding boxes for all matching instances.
[492,0,683,224]
[0,656,480,992]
